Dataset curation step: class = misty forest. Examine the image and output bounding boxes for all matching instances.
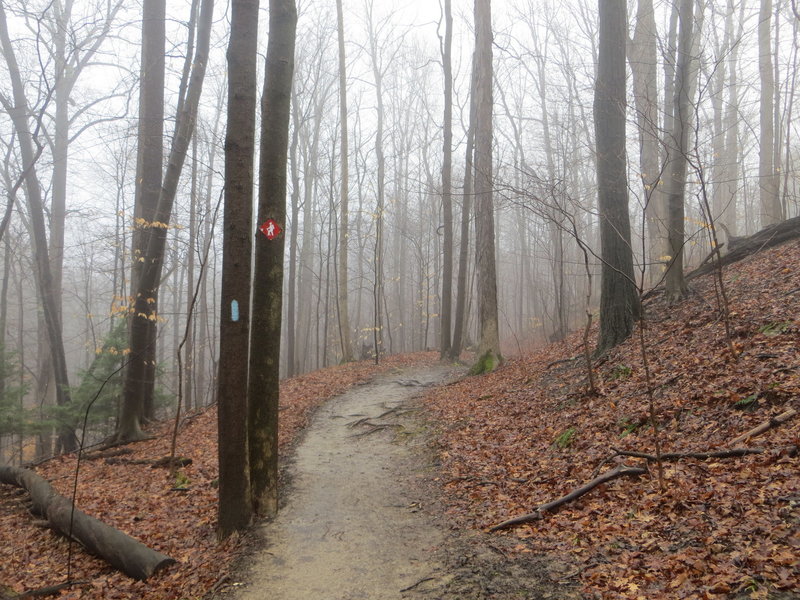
[0,0,799,598]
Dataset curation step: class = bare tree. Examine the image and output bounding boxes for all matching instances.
[217,0,257,539]
[594,0,639,353]
[472,0,501,372]
[451,59,478,361]
[759,0,781,225]
[248,0,296,517]
[0,3,76,452]
[628,0,665,280]
[664,0,695,304]
[335,0,354,363]
[117,0,166,440]
[118,0,214,442]
[439,0,454,359]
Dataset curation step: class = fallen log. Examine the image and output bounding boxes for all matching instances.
[489,464,647,531]
[0,465,175,580]
[730,408,797,446]
[687,216,800,280]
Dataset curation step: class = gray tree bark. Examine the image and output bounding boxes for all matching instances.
[595,0,639,354]
[664,0,695,303]
[759,0,782,225]
[248,0,296,518]
[217,0,257,539]
[472,0,501,371]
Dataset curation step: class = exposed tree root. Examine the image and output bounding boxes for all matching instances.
[349,422,404,438]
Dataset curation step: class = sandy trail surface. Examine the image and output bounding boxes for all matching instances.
[233,365,454,600]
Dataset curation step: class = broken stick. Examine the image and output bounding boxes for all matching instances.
[489,464,647,532]
[730,408,797,446]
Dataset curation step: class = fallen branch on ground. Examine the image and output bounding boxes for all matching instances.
[687,216,800,280]
[0,465,175,580]
[489,464,647,531]
[730,408,797,445]
[545,356,580,370]
[12,580,89,598]
[82,448,133,461]
[612,447,765,461]
[102,456,192,469]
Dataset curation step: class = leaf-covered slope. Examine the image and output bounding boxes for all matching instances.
[0,352,438,599]
[425,241,800,599]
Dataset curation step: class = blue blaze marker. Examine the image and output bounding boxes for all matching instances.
[231,300,240,322]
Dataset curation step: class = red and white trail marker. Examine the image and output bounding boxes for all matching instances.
[259,218,282,240]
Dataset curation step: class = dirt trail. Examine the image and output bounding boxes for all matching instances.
[227,363,578,600]
[233,365,455,600]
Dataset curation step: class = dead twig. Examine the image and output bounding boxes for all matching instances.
[612,447,765,461]
[489,464,648,531]
[400,576,436,593]
[13,580,89,598]
[82,448,133,461]
[545,356,580,370]
[729,408,797,446]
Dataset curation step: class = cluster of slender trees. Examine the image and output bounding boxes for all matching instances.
[0,0,797,533]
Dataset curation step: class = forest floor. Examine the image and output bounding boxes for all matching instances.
[425,239,800,599]
[1,239,798,600]
[220,364,578,600]
[0,353,444,599]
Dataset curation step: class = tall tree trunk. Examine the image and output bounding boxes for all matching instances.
[595,0,639,354]
[664,0,694,303]
[184,133,198,412]
[335,0,353,362]
[248,0,296,518]
[217,0,258,539]
[721,0,745,239]
[366,1,387,364]
[439,0,454,359]
[759,0,781,225]
[119,0,166,440]
[286,85,300,378]
[119,0,213,442]
[473,0,501,371]
[450,60,478,361]
[628,0,664,282]
[0,234,9,408]
[710,4,728,241]
[0,4,76,453]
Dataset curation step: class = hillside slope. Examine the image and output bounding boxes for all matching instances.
[0,353,439,599]
[426,240,800,599]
